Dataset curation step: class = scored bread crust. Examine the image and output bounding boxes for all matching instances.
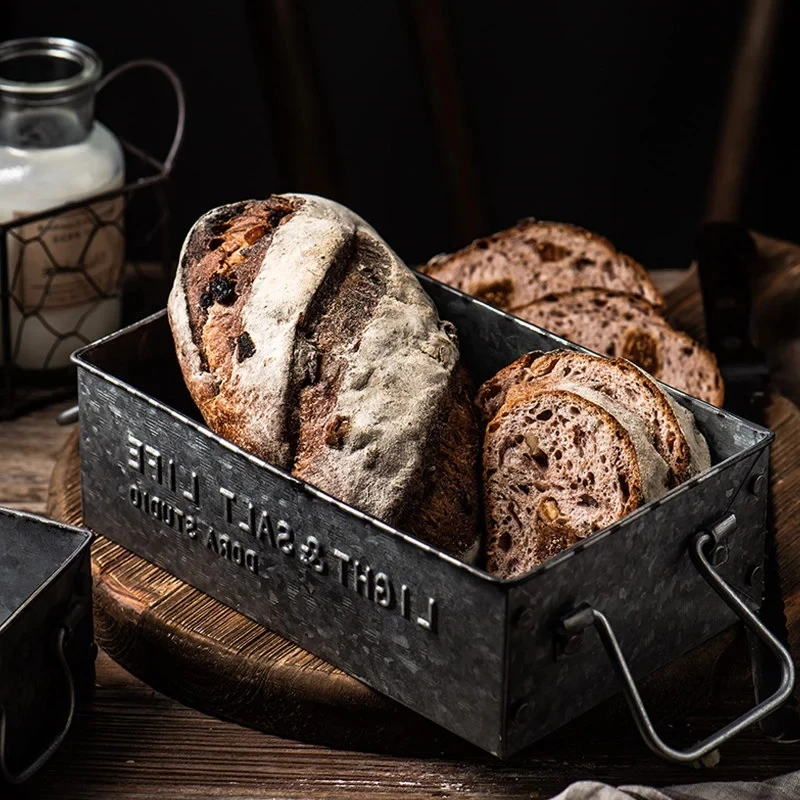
[484,385,666,578]
[420,219,664,311]
[476,350,710,484]
[168,194,481,560]
[513,288,724,406]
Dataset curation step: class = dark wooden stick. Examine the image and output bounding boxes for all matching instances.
[246,0,339,196]
[406,0,490,246]
[706,0,784,222]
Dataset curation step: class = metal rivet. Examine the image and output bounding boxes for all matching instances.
[561,631,584,657]
[512,701,531,725]
[747,564,764,587]
[513,607,535,631]
[749,473,766,498]
[710,545,729,568]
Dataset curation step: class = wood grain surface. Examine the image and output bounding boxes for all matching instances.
[2,260,800,798]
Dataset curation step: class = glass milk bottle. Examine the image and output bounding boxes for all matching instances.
[0,37,125,371]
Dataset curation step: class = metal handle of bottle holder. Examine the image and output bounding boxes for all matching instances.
[559,529,796,764]
[0,626,76,784]
[50,62,184,428]
[97,58,186,176]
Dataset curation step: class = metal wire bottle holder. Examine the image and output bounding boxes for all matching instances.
[0,58,186,419]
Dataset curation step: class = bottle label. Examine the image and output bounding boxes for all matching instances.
[6,195,125,311]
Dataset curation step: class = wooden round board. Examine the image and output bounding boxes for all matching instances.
[45,267,800,758]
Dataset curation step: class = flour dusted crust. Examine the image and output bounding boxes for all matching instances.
[169,194,481,560]
[292,223,460,522]
[170,195,350,467]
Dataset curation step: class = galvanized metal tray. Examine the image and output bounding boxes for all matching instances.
[0,507,95,784]
[73,275,794,762]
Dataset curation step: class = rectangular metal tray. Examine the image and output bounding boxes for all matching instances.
[0,507,94,784]
[74,276,779,759]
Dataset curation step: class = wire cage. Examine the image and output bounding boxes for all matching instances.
[0,59,185,420]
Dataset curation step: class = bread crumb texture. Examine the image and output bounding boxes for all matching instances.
[480,351,710,578]
[420,219,664,310]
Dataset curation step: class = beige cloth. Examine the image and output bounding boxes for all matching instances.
[550,771,800,800]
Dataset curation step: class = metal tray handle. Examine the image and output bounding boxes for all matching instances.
[0,626,76,785]
[559,529,796,764]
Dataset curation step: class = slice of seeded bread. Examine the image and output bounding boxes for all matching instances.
[476,350,710,485]
[513,289,724,406]
[483,384,670,578]
[419,219,664,311]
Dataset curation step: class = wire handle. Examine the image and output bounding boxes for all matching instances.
[56,406,79,426]
[0,626,76,784]
[558,529,795,764]
[96,58,186,175]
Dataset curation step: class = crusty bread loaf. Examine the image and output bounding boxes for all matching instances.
[513,289,724,406]
[476,350,710,485]
[407,364,483,562]
[483,384,671,578]
[168,194,481,561]
[419,219,664,311]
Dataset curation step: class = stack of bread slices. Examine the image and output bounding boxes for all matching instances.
[420,220,724,406]
[476,350,710,578]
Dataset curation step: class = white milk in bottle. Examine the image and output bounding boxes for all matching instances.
[0,37,124,370]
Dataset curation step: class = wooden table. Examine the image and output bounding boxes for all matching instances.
[1,396,799,800]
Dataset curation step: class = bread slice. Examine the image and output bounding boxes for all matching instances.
[513,289,724,406]
[476,350,710,485]
[419,219,664,311]
[483,384,670,578]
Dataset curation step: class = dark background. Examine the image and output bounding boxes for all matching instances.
[4,0,797,270]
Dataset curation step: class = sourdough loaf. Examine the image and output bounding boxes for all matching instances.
[513,289,724,406]
[476,350,710,485]
[420,219,664,311]
[168,194,481,561]
[483,383,671,578]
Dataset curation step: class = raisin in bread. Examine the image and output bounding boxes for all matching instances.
[513,289,724,406]
[483,383,671,578]
[168,194,481,561]
[476,350,710,485]
[419,219,664,311]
